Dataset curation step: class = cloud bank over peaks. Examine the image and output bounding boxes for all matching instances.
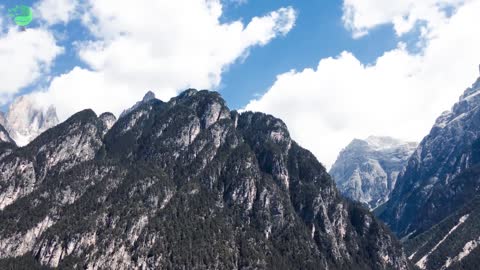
[36,0,297,120]
[0,27,62,104]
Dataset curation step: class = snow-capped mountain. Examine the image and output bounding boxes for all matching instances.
[0,90,410,269]
[3,95,59,146]
[330,136,417,209]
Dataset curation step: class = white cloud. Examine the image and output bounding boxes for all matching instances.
[0,27,62,104]
[35,0,79,25]
[34,67,153,121]
[245,0,480,168]
[225,0,248,6]
[36,0,296,120]
[343,0,467,37]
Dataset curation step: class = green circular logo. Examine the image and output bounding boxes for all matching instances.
[8,5,33,27]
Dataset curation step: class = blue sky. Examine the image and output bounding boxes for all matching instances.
[220,0,399,108]
[2,0,399,109]
[1,0,479,167]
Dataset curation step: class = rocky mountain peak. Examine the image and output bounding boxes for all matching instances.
[99,112,117,133]
[330,136,417,209]
[366,136,414,150]
[175,88,198,100]
[119,91,160,119]
[3,95,58,146]
[166,89,230,130]
[142,91,156,102]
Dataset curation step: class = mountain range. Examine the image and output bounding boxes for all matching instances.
[0,90,410,269]
[3,69,479,269]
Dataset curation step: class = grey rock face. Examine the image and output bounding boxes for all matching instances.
[330,136,417,209]
[119,91,157,119]
[0,123,16,161]
[3,95,58,146]
[0,112,6,127]
[379,75,480,239]
[0,90,411,269]
[0,109,107,211]
[0,124,14,145]
[99,112,117,134]
[142,90,155,102]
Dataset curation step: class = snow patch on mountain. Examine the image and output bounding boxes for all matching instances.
[415,214,469,269]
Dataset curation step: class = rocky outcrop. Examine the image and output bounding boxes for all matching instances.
[99,112,117,135]
[0,90,411,269]
[119,91,156,119]
[330,136,417,209]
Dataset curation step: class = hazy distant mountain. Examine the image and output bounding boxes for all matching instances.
[0,90,410,269]
[330,136,417,209]
[3,95,58,146]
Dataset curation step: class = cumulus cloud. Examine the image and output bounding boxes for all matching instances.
[343,0,466,37]
[0,27,62,104]
[36,0,296,120]
[245,0,480,168]
[35,0,79,25]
